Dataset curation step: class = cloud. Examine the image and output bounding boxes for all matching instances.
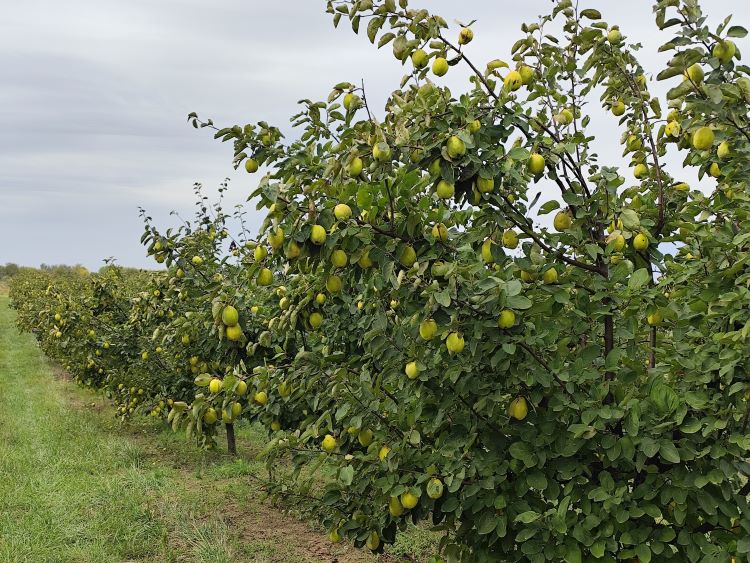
[0,0,747,269]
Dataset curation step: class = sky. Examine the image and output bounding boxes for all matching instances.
[1,0,748,271]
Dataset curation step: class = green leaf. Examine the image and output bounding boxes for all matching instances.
[680,418,701,433]
[527,471,548,490]
[391,35,407,60]
[434,290,451,307]
[377,32,395,48]
[339,464,354,485]
[585,244,600,260]
[495,515,507,538]
[367,16,382,43]
[508,147,530,160]
[538,200,561,215]
[620,209,640,230]
[580,9,601,19]
[515,511,541,524]
[590,540,605,558]
[605,348,625,370]
[504,279,523,297]
[628,268,650,290]
[657,527,676,542]
[494,494,507,509]
[657,66,684,81]
[552,287,570,305]
[659,442,679,463]
[651,384,679,413]
[728,25,748,38]
[684,391,707,409]
[477,512,497,534]
[515,527,536,542]
[321,488,341,505]
[562,190,583,206]
[507,295,533,310]
[487,59,509,70]
[640,437,659,458]
[442,497,459,512]
[667,81,693,100]
[509,441,534,463]
[697,491,717,515]
[357,186,373,209]
[580,344,601,363]
[635,544,652,563]
[620,436,635,460]
[732,231,750,246]
[660,18,682,30]
[565,545,582,563]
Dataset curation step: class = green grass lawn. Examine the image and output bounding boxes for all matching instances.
[0,292,436,563]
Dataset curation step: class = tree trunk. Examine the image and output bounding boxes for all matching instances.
[226,423,236,456]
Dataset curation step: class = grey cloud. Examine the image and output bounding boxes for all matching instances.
[1,0,748,269]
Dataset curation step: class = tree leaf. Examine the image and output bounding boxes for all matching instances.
[509,441,534,462]
[657,66,684,81]
[507,295,533,310]
[508,147,530,160]
[628,268,650,290]
[515,511,541,524]
[527,471,548,490]
[620,209,640,230]
[339,464,355,485]
[477,511,498,534]
[635,544,652,563]
[539,200,561,215]
[590,540,605,558]
[377,32,395,48]
[566,545,582,563]
[367,16,383,43]
[660,442,680,464]
[434,289,451,307]
[580,9,601,20]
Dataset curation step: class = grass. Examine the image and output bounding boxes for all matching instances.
[0,291,436,562]
[0,296,167,561]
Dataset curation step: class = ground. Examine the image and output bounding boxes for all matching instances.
[0,291,434,562]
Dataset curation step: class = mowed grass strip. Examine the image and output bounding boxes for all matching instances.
[0,293,169,562]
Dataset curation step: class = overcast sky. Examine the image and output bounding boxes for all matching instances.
[1,1,748,270]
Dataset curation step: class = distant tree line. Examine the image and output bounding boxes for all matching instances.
[0,263,21,279]
[0,263,151,280]
[1,263,88,279]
